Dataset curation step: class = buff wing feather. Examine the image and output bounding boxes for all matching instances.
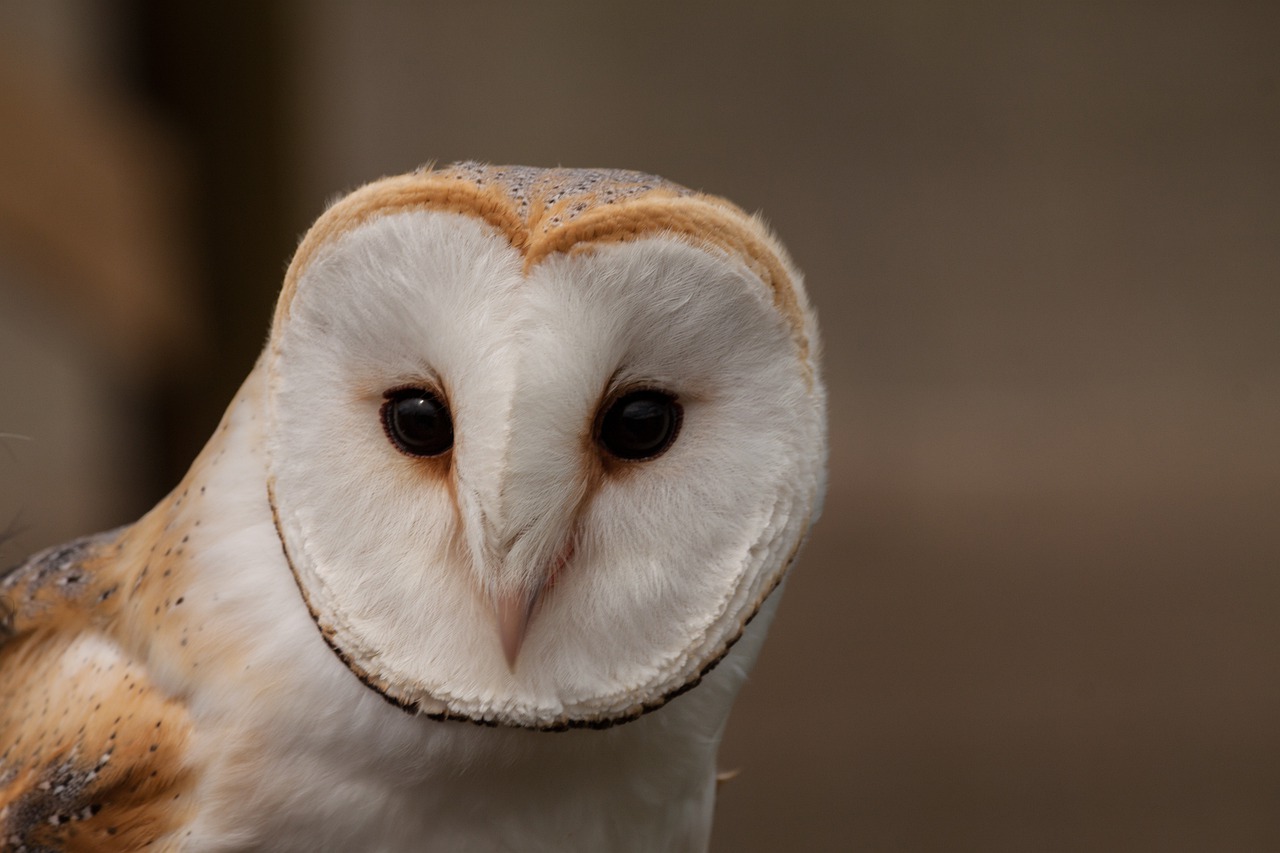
[0,532,196,850]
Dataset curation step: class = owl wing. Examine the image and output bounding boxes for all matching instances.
[0,530,195,849]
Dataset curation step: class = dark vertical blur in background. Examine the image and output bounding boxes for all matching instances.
[2,2,1278,850]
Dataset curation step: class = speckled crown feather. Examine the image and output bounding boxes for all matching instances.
[274,162,812,378]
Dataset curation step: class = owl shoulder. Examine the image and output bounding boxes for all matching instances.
[1,531,126,638]
[0,531,196,848]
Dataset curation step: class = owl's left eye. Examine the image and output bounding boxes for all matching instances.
[597,389,682,461]
[382,388,454,457]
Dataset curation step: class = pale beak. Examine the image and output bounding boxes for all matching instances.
[489,540,574,670]
[492,583,544,671]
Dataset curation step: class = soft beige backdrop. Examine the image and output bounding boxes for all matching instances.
[1,3,1277,850]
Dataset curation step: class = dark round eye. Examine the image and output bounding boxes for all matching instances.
[382,388,453,457]
[598,390,682,461]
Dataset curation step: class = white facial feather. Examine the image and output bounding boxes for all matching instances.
[266,209,824,728]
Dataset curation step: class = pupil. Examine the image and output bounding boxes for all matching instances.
[384,390,453,457]
[600,390,680,460]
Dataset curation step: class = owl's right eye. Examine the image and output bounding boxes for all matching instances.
[381,388,454,457]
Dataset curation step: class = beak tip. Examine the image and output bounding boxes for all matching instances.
[494,590,537,672]
[499,625,524,672]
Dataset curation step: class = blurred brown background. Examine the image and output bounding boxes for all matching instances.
[2,2,1278,850]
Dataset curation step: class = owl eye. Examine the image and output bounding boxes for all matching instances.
[597,390,682,461]
[382,388,454,457]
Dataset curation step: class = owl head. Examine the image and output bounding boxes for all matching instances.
[264,163,825,730]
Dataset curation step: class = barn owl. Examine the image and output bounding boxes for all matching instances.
[0,163,826,851]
